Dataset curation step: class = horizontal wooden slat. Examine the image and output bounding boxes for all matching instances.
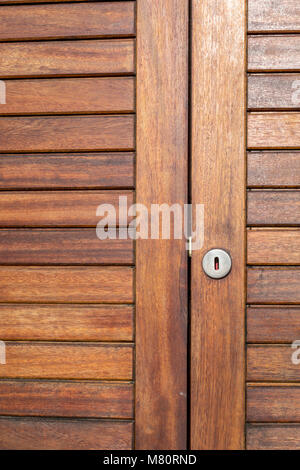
[248,152,300,187]
[0,116,134,152]
[0,191,133,227]
[247,307,300,343]
[0,229,134,265]
[0,2,135,41]
[0,77,134,115]
[247,385,300,422]
[248,268,300,304]
[248,113,300,149]
[248,36,300,71]
[247,190,300,225]
[0,304,133,341]
[0,266,133,303]
[247,424,300,450]
[248,74,300,110]
[0,380,133,418]
[248,345,300,381]
[0,342,133,380]
[248,0,300,33]
[247,230,300,264]
[0,417,132,450]
[0,39,134,78]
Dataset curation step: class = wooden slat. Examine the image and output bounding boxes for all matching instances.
[0,342,133,380]
[0,116,134,152]
[248,268,300,304]
[0,304,133,341]
[0,78,135,115]
[248,36,300,71]
[0,266,133,303]
[247,307,300,343]
[0,191,133,227]
[248,113,300,149]
[247,424,300,450]
[248,0,300,33]
[0,417,132,450]
[248,74,300,110]
[247,152,300,187]
[136,0,188,450]
[0,2,135,41]
[191,0,246,450]
[247,385,300,422]
[248,345,300,382]
[247,230,300,264]
[0,39,134,78]
[0,380,133,418]
[248,190,300,225]
[0,229,134,265]
[0,153,134,189]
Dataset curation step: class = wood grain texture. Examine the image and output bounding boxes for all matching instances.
[0,229,134,265]
[0,39,134,78]
[247,385,300,422]
[248,0,300,33]
[248,36,300,71]
[0,266,133,303]
[247,190,300,225]
[0,342,133,380]
[247,307,300,343]
[191,0,246,450]
[248,74,300,110]
[0,304,133,341]
[0,191,133,227]
[0,2,135,41]
[0,78,135,115]
[247,345,300,381]
[0,116,134,152]
[247,230,300,264]
[248,113,300,149]
[0,417,133,450]
[247,424,300,450]
[0,380,133,418]
[248,268,300,304]
[247,152,300,187]
[136,0,188,450]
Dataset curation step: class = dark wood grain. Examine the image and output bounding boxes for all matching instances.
[0,191,133,227]
[248,113,300,148]
[247,345,300,381]
[0,2,135,41]
[247,152,300,187]
[247,230,300,264]
[248,74,300,110]
[0,304,133,341]
[0,78,135,115]
[248,36,300,71]
[247,385,300,422]
[247,424,300,450]
[248,0,300,33]
[0,380,133,418]
[0,39,134,78]
[0,116,134,152]
[0,342,133,380]
[248,268,300,304]
[0,229,134,265]
[247,307,300,343]
[247,191,300,225]
[0,266,134,303]
[0,417,133,450]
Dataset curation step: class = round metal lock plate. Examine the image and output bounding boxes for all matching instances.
[202,249,232,279]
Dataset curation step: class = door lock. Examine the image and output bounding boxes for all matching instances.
[202,249,232,279]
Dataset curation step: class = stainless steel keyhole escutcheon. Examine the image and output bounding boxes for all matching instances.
[202,249,232,279]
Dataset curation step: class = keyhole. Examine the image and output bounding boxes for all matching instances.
[214,257,219,271]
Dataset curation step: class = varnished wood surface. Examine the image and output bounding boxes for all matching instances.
[248,113,300,148]
[0,304,133,341]
[247,385,300,422]
[248,268,300,304]
[247,424,300,450]
[248,36,300,71]
[0,115,135,152]
[247,307,300,343]
[0,380,133,418]
[248,190,300,225]
[0,266,134,303]
[0,417,133,450]
[248,152,300,187]
[247,230,300,264]
[248,0,300,33]
[248,75,300,110]
[0,2,135,41]
[0,78,134,115]
[248,345,300,381]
